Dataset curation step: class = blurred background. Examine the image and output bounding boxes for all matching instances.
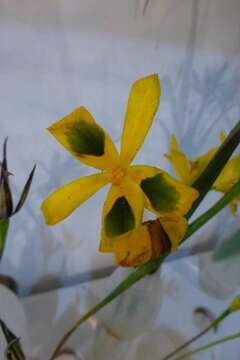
[0,0,239,296]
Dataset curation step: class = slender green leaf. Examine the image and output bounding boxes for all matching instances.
[184,180,240,242]
[0,319,25,359]
[188,120,240,217]
[14,165,36,214]
[0,218,9,259]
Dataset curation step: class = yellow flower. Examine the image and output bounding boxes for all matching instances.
[165,132,240,215]
[41,74,198,264]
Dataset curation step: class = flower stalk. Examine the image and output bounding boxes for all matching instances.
[162,309,231,360]
[183,179,240,243]
[174,331,240,360]
[162,294,240,359]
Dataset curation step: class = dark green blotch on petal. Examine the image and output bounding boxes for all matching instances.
[141,173,179,212]
[105,196,135,238]
[66,120,105,156]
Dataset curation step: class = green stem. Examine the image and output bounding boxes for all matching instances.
[162,309,230,360]
[183,179,240,243]
[49,180,240,360]
[0,218,9,259]
[174,331,240,360]
[187,120,240,218]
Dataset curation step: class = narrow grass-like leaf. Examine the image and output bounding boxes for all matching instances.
[184,180,240,241]
[0,319,25,359]
[188,120,240,217]
[14,165,36,214]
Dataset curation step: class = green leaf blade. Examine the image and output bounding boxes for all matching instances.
[14,165,36,214]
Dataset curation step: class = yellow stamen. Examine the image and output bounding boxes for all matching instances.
[110,167,128,186]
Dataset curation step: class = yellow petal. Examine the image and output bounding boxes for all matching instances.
[214,154,240,192]
[189,148,217,184]
[129,165,199,217]
[214,154,240,216]
[41,172,109,225]
[113,225,152,267]
[165,135,217,185]
[165,135,191,184]
[99,179,144,252]
[120,74,160,166]
[48,106,120,170]
[160,215,187,252]
[218,131,238,219]
[128,164,160,183]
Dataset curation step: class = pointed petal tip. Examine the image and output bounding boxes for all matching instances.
[133,73,160,90]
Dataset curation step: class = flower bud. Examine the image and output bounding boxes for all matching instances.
[0,138,36,258]
[0,139,13,218]
[229,295,240,312]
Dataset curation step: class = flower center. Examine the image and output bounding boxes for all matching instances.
[111,167,127,186]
